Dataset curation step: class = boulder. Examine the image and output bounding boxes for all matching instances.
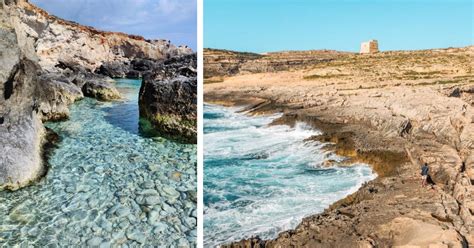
[139,54,197,143]
[0,4,45,190]
[82,80,121,101]
[126,70,141,79]
[95,61,129,78]
[35,73,84,121]
[54,59,122,102]
[131,58,156,72]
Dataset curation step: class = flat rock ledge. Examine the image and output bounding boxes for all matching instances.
[204,46,474,246]
[216,99,473,248]
[139,54,197,143]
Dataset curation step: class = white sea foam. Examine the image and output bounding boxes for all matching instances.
[204,104,376,247]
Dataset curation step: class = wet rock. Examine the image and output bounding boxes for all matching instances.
[140,181,155,189]
[9,201,34,224]
[111,231,126,243]
[147,163,159,172]
[160,203,176,215]
[139,54,197,143]
[82,80,121,101]
[70,210,88,221]
[126,70,140,78]
[106,204,119,215]
[116,207,131,218]
[183,217,196,228]
[35,73,84,121]
[0,0,193,191]
[153,222,169,234]
[170,171,182,181]
[95,61,128,78]
[99,241,111,248]
[145,195,161,205]
[27,227,40,237]
[161,185,180,202]
[126,230,146,244]
[87,237,103,247]
[147,210,161,225]
[99,219,112,232]
[118,219,131,230]
[140,189,159,196]
[131,58,156,72]
[177,238,190,248]
[0,8,45,190]
[187,190,197,202]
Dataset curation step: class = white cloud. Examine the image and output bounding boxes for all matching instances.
[31,0,197,48]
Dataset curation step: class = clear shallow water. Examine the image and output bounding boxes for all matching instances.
[204,104,375,247]
[0,79,197,247]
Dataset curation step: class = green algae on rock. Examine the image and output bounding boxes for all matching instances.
[0,0,194,190]
[139,54,197,143]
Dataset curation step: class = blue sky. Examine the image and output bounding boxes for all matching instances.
[205,0,473,52]
[31,0,197,50]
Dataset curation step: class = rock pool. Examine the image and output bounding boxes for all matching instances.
[0,79,197,247]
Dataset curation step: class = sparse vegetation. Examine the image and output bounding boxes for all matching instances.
[303,74,349,80]
[416,79,463,86]
[204,78,225,84]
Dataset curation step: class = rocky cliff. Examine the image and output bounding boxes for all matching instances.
[203,48,349,81]
[18,2,192,73]
[205,46,474,246]
[0,0,46,190]
[0,0,194,190]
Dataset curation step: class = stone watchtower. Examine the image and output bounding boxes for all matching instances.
[360,40,379,54]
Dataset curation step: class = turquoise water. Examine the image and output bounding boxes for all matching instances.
[204,104,375,247]
[0,79,197,247]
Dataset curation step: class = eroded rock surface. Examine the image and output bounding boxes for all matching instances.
[0,0,44,190]
[139,54,197,143]
[16,2,192,72]
[204,48,348,81]
[0,0,194,189]
[205,46,474,246]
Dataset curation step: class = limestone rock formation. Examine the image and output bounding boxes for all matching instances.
[0,0,194,189]
[95,61,130,78]
[205,46,474,246]
[0,0,45,190]
[35,73,84,121]
[95,58,164,79]
[81,80,120,101]
[203,48,348,80]
[16,3,192,73]
[139,54,197,143]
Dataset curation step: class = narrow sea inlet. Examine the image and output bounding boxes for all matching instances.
[0,79,197,246]
[204,104,376,247]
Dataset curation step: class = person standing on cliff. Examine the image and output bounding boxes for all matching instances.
[421,163,429,187]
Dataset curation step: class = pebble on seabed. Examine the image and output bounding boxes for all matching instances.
[0,80,197,247]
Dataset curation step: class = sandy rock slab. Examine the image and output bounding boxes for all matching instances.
[377,217,466,248]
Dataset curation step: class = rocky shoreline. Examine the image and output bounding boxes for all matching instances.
[0,0,196,190]
[204,47,474,246]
